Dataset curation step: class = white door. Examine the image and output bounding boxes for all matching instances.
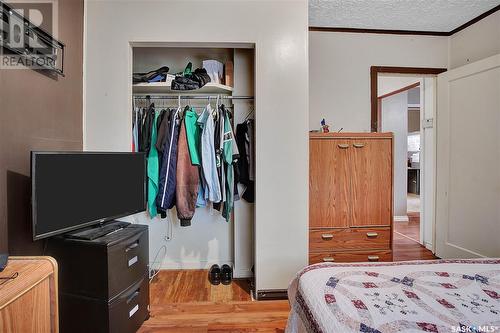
[435,54,500,258]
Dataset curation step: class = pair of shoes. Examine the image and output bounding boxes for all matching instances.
[208,264,232,285]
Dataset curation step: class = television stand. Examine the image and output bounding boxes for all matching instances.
[64,220,131,240]
[47,223,149,333]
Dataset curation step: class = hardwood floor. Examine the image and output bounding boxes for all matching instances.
[140,223,437,332]
[139,270,289,333]
[393,213,437,261]
[394,212,421,242]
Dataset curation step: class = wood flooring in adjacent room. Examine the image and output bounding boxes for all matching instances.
[139,223,437,332]
[393,212,437,261]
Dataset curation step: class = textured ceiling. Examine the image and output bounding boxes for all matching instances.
[309,0,500,32]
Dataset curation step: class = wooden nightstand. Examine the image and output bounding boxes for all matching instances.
[0,256,58,333]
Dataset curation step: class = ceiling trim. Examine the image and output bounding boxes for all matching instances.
[308,26,448,36]
[309,4,500,37]
[449,3,500,34]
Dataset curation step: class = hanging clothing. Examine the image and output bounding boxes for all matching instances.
[221,106,239,222]
[147,111,161,217]
[236,119,255,203]
[157,108,181,212]
[183,106,201,166]
[140,105,155,153]
[155,109,168,167]
[212,105,226,211]
[247,119,255,181]
[176,116,200,226]
[197,104,222,203]
[132,107,139,152]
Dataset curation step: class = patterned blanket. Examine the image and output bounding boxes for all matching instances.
[286,259,500,333]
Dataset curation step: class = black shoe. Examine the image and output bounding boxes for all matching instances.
[221,264,232,285]
[209,264,221,285]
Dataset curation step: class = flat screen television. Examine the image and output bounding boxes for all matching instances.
[31,152,146,240]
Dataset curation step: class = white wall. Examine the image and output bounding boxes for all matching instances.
[378,76,420,97]
[84,0,309,292]
[381,92,408,217]
[309,32,447,131]
[449,11,500,69]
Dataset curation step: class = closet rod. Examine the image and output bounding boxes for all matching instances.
[133,95,254,100]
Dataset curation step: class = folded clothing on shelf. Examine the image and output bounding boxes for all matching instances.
[133,66,170,83]
[171,62,211,90]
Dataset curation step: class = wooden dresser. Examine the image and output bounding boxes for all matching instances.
[0,256,58,333]
[309,132,393,264]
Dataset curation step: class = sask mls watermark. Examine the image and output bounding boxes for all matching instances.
[0,0,63,73]
[452,325,500,333]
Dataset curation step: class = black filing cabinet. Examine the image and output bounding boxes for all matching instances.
[47,223,149,333]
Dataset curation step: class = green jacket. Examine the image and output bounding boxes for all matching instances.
[147,111,160,217]
[184,107,201,166]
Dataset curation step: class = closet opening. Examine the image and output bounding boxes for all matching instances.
[130,43,256,303]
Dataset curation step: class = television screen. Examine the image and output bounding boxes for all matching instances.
[31,152,146,240]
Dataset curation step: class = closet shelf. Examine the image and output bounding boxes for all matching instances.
[132,82,234,94]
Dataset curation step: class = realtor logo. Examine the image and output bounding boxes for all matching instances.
[0,0,61,72]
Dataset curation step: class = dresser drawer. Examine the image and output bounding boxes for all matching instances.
[109,275,150,333]
[108,229,149,300]
[60,275,149,333]
[309,250,392,265]
[309,227,390,252]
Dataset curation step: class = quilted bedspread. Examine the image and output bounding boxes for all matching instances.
[286,259,500,333]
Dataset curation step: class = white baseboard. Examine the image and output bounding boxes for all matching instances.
[393,215,409,222]
[424,241,433,251]
[156,260,234,270]
[233,268,254,279]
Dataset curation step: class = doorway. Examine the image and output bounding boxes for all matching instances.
[378,79,421,245]
[371,66,446,258]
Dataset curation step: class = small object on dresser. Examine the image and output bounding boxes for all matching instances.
[320,118,330,133]
[0,253,7,272]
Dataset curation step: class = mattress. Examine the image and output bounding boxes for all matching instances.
[286,259,500,333]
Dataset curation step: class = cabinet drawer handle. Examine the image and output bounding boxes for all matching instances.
[368,255,380,262]
[366,232,378,238]
[321,234,334,240]
[126,290,140,304]
[353,143,365,148]
[323,257,335,262]
[125,241,139,252]
[338,144,349,149]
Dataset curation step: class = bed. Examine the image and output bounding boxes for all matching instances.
[286,259,500,333]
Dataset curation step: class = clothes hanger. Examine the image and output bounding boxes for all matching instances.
[213,95,220,120]
[243,105,254,122]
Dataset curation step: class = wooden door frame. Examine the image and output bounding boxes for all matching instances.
[371,66,447,132]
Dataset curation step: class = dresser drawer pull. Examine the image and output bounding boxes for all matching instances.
[368,255,380,262]
[353,143,365,148]
[366,232,379,238]
[321,233,334,240]
[338,144,349,149]
[323,257,335,262]
[125,241,139,252]
[126,290,140,304]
